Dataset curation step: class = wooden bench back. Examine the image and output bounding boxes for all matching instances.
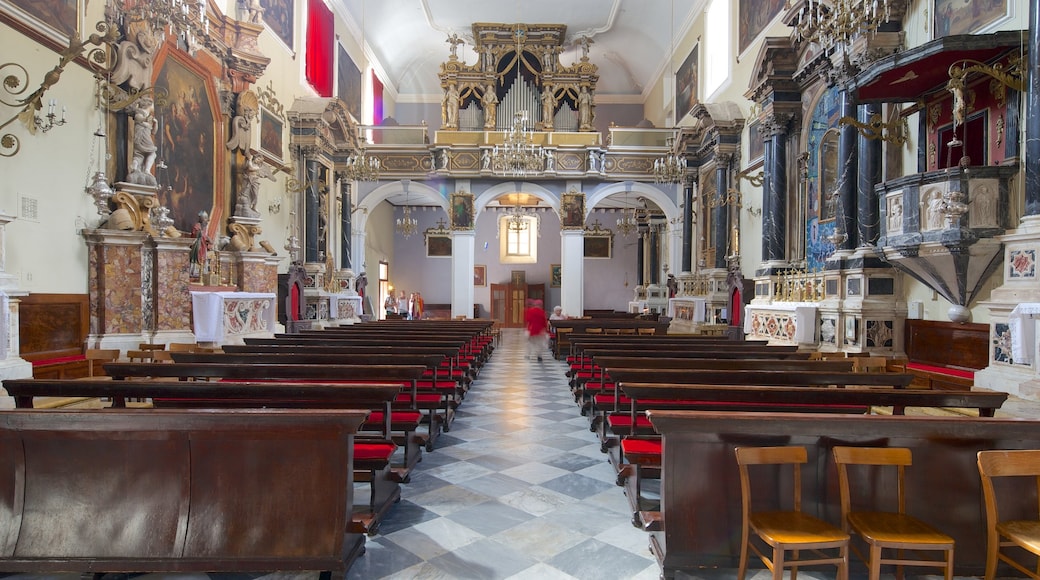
[104,362,427,381]
[595,357,854,372]
[606,368,913,388]
[171,352,446,368]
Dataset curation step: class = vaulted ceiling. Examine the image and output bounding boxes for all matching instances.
[330,0,706,102]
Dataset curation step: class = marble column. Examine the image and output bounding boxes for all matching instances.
[682,175,695,273]
[340,179,352,271]
[761,115,791,262]
[636,228,646,286]
[450,230,475,319]
[713,155,731,268]
[560,229,585,319]
[649,225,660,285]
[837,90,859,250]
[150,236,195,344]
[857,103,882,246]
[304,159,321,263]
[83,229,150,352]
[1026,0,1040,216]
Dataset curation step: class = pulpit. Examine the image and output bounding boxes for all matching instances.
[191,291,276,345]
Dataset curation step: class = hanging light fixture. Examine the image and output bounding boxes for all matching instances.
[85,78,114,217]
[654,138,686,183]
[794,0,892,54]
[492,110,545,178]
[505,193,531,232]
[395,186,418,237]
[616,192,639,237]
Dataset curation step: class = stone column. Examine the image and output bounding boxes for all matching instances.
[713,155,732,268]
[1026,0,1040,217]
[560,229,585,319]
[636,228,646,286]
[649,224,661,285]
[682,174,696,273]
[0,213,31,395]
[304,159,322,263]
[836,90,859,250]
[82,229,150,352]
[761,114,792,262]
[150,236,195,344]
[450,230,475,319]
[340,179,353,271]
[857,102,882,246]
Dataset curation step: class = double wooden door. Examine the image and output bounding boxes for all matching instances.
[491,282,546,328]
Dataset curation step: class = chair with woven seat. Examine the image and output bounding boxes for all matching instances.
[832,446,954,580]
[977,449,1040,580]
[735,445,849,580]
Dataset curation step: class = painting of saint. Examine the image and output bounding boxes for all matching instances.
[259,108,283,164]
[560,193,586,229]
[674,45,698,123]
[337,43,362,122]
[451,192,474,230]
[260,0,294,49]
[934,0,1007,36]
[3,0,77,42]
[155,53,217,234]
[738,0,785,55]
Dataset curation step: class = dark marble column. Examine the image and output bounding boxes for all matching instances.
[761,115,791,262]
[837,90,859,250]
[304,159,321,263]
[636,227,645,286]
[857,102,882,246]
[682,175,695,273]
[340,179,352,270]
[1026,0,1040,215]
[713,155,731,268]
[649,225,660,285]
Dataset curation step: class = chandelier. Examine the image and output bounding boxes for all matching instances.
[343,147,381,182]
[492,111,545,177]
[653,147,686,183]
[396,205,418,237]
[506,198,530,232]
[616,192,639,237]
[795,0,892,53]
[111,0,210,52]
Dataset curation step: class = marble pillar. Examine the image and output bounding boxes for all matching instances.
[560,229,585,319]
[713,157,731,268]
[0,213,30,405]
[682,176,695,273]
[857,103,882,246]
[150,236,195,344]
[761,115,791,262]
[649,225,660,285]
[1027,0,1040,216]
[636,230,646,286]
[305,160,321,263]
[340,179,352,271]
[451,231,475,319]
[83,229,150,352]
[837,90,859,250]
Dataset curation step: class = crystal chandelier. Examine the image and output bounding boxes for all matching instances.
[111,0,210,52]
[653,148,686,183]
[506,197,530,232]
[396,205,418,237]
[492,111,545,177]
[616,192,639,237]
[794,0,892,53]
[343,147,381,182]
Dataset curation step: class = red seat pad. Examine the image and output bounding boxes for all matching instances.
[395,393,444,404]
[31,355,86,366]
[594,393,630,406]
[354,441,397,461]
[621,438,662,465]
[364,411,423,426]
[906,362,975,379]
[583,382,615,392]
[607,414,654,429]
[637,398,868,412]
[415,380,457,390]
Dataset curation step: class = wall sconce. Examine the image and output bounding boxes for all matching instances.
[35,99,67,133]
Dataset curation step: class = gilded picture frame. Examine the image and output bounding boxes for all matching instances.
[450,192,474,230]
[584,232,612,259]
[426,233,451,257]
[747,119,764,165]
[473,265,486,287]
[0,0,79,47]
[258,106,284,166]
[550,264,562,288]
[738,0,786,56]
[559,192,586,229]
[934,0,1010,36]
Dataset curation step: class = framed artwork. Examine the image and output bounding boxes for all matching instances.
[818,129,840,222]
[0,0,78,45]
[584,234,612,259]
[550,264,562,288]
[674,44,698,123]
[473,265,486,287]
[258,107,284,165]
[738,0,786,55]
[261,0,295,50]
[934,0,1009,36]
[747,119,764,164]
[450,192,474,230]
[559,192,586,229]
[337,43,362,122]
[154,48,223,234]
[425,233,451,257]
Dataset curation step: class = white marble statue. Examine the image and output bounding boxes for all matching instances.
[127,95,158,186]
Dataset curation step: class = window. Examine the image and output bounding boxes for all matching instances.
[703,0,730,98]
[499,215,539,264]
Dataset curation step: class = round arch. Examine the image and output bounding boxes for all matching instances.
[585,181,681,222]
[474,181,561,218]
[357,180,448,214]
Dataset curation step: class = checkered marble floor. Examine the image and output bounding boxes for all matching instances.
[346,328,661,579]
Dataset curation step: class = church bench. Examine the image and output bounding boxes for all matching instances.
[645,410,1040,578]
[18,293,90,379]
[554,329,744,359]
[4,377,407,536]
[295,329,494,369]
[903,319,988,390]
[0,408,368,577]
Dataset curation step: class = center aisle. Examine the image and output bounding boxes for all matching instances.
[348,328,660,579]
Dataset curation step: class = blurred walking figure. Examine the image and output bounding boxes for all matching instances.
[525,299,549,361]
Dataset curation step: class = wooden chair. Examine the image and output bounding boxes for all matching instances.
[85,349,120,378]
[137,343,166,352]
[151,350,174,362]
[637,327,656,335]
[585,328,603,334]
[167,342,197,353]
[735,446,849,580]
[126,350,152,362]
[604,328,622,335]
[833,446,954,580]
[618,328,637,335]
[977,449,1040,580]
[853,357,888,373]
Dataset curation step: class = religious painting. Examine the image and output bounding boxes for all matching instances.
[154,49,220,234]
[817,129,840,222]
[738,0,785,55]
[747,119,764,164]
[584,234,612,259]
[550,264,562,288]
[261,0,294,50]
[1,0,79,45]
[934,0,1009,37]
[450,192,474,230]
[337,43,362,122]
[258,106,284,165]
[674,44,698,123]
[426,233,451,257]
[559,192,585,229]
[473,265,486,287]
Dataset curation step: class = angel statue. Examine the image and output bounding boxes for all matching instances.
[446,33,464,59]
[127,95,158,186]
[234,152,275,218]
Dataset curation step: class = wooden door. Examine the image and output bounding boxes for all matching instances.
[491,284,508,325]
[508,285,527,327]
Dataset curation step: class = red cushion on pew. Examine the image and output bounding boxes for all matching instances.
[415,380,457,391]
[365,411,423,426]
[354,441,397,462]
[621,438,662,466]
[607,414,654,429]
[594,393,631,406]
[637,398,869,413]
[395,393,444,405]
[31,355,86,366]
[583,382,615,392]
[906,362,975,379]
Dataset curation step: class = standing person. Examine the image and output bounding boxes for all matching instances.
[412,291,425,320]
[525,299,549,361]
[384,294,396,317]
[397,290,409,319]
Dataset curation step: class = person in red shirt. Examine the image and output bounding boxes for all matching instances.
[524,299,549,361]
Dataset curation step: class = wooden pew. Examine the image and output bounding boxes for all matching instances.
[0,408,368,577]
[646,411,1040,578]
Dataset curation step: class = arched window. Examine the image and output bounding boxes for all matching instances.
[703,0,730,98]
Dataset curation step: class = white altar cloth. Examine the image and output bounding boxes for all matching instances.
[191,291,276,343]
[1009,303,1040,364]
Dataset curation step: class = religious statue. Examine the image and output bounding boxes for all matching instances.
[442,82,460,129]
[578,86,594,131]
[189,211,211,278]
[481,84,498,129]
[482,45,495,72]
[481,149,491,171]
[245,0,264,23]
[446,33,464,59]
[234,152,274,218]
[578,35,594,61]
[110,23,158,91]
[541,84,555,130]
[127,95,158,186]
[545,150,555,172]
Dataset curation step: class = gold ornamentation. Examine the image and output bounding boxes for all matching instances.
[838,113,909,145]
[110,190,158,235]
[228,221,261,252]
[948,57,1024,129]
